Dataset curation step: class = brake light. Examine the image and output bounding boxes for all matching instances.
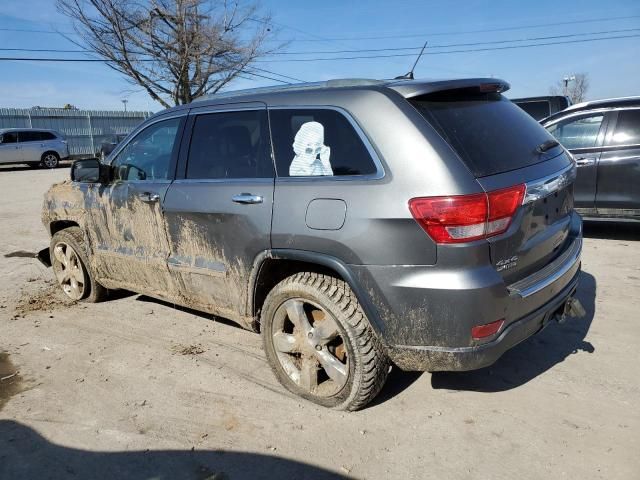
[408,184,525,244]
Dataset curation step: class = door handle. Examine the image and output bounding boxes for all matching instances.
[575,157,595,167]
[137,192,160,203]
[232,193,263,204]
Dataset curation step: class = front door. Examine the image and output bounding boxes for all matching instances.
[85,115,186,299]
[546,112,609,215]
[163,104,274,325]
[0,131,21,164]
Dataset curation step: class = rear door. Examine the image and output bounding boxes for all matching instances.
[19,130,44,162]
[410,92,578,284]
[163,103,274,323]
[545,111,610,214]
[595,108,640,216]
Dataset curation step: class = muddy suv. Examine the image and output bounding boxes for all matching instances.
[41,78,584,410]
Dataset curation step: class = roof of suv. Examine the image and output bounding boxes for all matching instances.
[187,77,510,107]
[542,96,640,124]
[0,128,60,134]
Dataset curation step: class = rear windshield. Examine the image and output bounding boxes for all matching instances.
[410,92,560,177]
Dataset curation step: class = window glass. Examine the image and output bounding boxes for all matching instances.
[516,101,551,120]
[20,131,40,142]
[609,110,640,145]
[41,131,56,140]
[186,110,273,179]
[269,109,377,177]
[112,117,181,181]
[546,114,604,150]
[1,132,18,144]
[411,93,558,177]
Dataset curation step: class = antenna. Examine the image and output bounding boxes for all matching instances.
[395,41,428,80]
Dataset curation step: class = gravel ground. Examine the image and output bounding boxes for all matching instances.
[1,165,638,479]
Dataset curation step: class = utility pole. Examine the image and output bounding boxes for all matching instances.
[563,75,576,96]
[121,99,128,112]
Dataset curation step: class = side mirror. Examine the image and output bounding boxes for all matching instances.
[71,158,111,183]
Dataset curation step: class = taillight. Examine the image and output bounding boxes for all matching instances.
[408,184,525,244]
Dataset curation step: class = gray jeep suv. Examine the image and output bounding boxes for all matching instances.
[41,78,584,410]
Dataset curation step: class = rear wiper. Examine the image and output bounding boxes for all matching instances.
[535,139,560,153]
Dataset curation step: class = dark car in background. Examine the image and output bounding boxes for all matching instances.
[513,96,572,120]
[542,97,640,221]
[96,133,128,161]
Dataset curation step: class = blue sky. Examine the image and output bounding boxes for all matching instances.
[0,0,638,112]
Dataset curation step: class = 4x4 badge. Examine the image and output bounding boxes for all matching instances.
[496,256,518,272]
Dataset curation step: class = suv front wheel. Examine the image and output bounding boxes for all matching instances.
[50,227,107,302]
[261,272,389,410]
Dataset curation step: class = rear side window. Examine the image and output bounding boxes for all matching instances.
[41,131,56,140]
[609,109,640,145]
[20,131,40,142]
[411,93,558,177]
[186,110,273,179]
[546,114,604,150]
[269,109,377,177]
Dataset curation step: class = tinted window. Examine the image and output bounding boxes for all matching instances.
[546,114,604,150]
[411,93,558,177]
[270,109,377,177]
[1,132,18,144]
[186,110,272,179]
[41,131,56,140]
[516,101,551,120]
[112,117,181,181]
[20,131,41,142]
[609,109,640,145]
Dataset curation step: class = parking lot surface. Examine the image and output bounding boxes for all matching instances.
[1,165,638,479]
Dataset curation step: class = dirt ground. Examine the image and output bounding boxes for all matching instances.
[1,165,638,479]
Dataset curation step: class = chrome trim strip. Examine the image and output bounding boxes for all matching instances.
[523,163,576,205]
[508,237,582,298]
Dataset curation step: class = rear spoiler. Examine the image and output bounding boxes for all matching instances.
[387,78,510,99]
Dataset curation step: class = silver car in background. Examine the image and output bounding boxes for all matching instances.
[0,128,69,168]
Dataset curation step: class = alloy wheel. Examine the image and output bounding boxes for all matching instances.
[52,242,86,300]
[271,298,349,396]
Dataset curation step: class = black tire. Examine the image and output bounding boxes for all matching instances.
[261,272,389,411]
[50,227,108,303]
[41,151,60,168]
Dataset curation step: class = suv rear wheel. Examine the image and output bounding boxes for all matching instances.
[50,227,107,302]
[261,272,389,410]
[41,152,60,168]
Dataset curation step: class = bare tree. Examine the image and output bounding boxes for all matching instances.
[549,73,590,104]
[57,0,278,108]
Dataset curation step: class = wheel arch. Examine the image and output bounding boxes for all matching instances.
[249,249,384,335]
[49,219,80,236]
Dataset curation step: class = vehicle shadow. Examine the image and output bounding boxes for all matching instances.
[430,271,596,393]
[0,420,347,480]
[135,295,247,331]
[582,220,640,241]
[0,162,71,172]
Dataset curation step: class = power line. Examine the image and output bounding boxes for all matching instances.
[267,28,640,55]
[271,14,640,42]
[252,33,640,62]
[1,34,637,66]
[247,66,305,83]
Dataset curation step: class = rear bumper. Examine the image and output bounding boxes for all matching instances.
[386,270,580,371]
[349,214,583,372]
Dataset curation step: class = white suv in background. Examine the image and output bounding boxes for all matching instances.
[0,128,69,168]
